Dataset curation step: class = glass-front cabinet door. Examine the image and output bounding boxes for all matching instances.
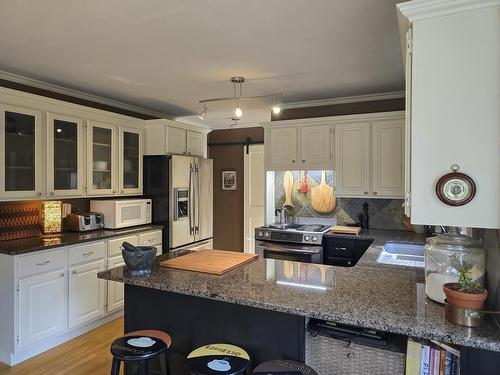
[0,105,42,199]
[87,121,117,195]
[119,127,142,195]
[46,113,85,197]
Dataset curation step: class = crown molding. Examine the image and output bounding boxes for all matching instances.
[0,70,175,120]
[174,117,212,131]
[280,91,405,110]
[397,0,500,23]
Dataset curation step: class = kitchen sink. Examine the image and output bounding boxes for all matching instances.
[377,242,425,268]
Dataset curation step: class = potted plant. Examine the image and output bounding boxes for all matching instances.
[443,254,487,310]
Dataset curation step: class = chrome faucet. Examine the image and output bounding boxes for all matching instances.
[275,206,288,226]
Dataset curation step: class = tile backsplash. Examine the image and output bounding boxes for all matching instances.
[274,170,405,230]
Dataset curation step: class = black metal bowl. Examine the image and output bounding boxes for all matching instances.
[122,246,157,276]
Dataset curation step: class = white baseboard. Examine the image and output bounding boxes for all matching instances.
[5,309,123,366]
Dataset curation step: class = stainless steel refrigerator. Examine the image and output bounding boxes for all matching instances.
[144,155,213,251]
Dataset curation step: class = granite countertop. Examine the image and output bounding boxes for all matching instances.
[0,224,164,255]
[325,228,428,246]
[99,246,500,352]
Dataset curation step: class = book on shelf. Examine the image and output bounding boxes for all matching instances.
[405,338,460,375]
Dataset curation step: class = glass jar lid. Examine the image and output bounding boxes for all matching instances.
[426,233,482,251]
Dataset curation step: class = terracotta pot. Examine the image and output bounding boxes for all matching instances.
[443,283,487,309]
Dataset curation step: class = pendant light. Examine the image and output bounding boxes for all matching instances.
[271,96,281,115]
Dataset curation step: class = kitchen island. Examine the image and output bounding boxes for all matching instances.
[98,248,500,374]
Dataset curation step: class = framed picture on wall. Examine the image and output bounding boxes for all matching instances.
[222,171,237,190]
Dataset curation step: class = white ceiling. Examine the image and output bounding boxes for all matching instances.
[0,0,404,128]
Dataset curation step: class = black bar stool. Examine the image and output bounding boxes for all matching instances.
[186,343,250,375]
[252,359,318,375]
[110,330,172,375]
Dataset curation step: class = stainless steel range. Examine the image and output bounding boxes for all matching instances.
[254,223,332,263]
[255,223,331,244]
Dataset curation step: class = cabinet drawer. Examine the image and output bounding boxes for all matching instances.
[19,248,68,279]
[108,235,138,257]
[138,230,162,246]
[69,242,105,266]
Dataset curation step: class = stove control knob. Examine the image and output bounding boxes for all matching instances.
[257,231,263,238]
[304,235,310,241]
[311,236,318,242]
[264,232,270,238]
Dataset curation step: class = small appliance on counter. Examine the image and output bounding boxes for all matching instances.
[64,212,104,232]
[90,199,152,229]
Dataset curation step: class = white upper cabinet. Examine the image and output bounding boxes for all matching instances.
[119,127,143,195]
[166,125,186,155]
[86,121,118,196]
[372,119,405,197]
[398,1,500,228]
[46,113,85,197]
[334,122,370,197]
[265,127,298,170]
[145,119,209,158]
[299,124,333,170]
[0,104,43,199]
[186,130,204,156]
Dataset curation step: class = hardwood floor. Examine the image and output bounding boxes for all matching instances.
[0,317,124,375]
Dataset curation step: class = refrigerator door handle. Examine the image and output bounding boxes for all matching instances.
[189,163,193,235]
[196,163,200,234]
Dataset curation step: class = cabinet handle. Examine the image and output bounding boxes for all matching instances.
[347,352,354,359]
[72,270,77,275]
[59,272,65,278]
[302,160,306,163]
[36,260,50,266]
[335,247,348,251]
[292,160,296,163]
[374,191,378,195]
[364,191,368,195]
[83,251,94,257]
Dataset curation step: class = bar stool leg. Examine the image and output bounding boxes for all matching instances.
[159,351,170,375]
[139,359,149,375]
[110,357,121,375]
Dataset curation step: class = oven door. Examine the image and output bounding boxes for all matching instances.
[255,240,323,264]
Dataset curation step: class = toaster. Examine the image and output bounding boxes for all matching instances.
[64,212,104,232]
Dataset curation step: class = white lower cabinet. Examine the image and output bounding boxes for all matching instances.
[18,269,68,348]
[69,260,106,328]
[106,255,125,312]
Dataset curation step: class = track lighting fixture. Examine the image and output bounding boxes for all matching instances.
[198,104,207,120]
[198,76,283,126]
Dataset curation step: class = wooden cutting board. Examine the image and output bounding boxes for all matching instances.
[311,171,336,213]
[160,250,258,275]
[329,225,362,235]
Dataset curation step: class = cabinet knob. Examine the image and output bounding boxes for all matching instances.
[302,160,306,163]
[59,273,65,278]
[112,190,116,194]
[37,192,42,197]
[121,190,124,194]
[374,191,378,195]
[347,352,354,359]
[292,160,296,163]
[72,270,77,275]
[49,192,54,196]
[364,191,368,195]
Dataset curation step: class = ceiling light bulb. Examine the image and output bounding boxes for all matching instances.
[56,128,62,133]
[235,106,243,118]
[272,105,281,115]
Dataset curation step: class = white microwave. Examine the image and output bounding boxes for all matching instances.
[90,199,152,229]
